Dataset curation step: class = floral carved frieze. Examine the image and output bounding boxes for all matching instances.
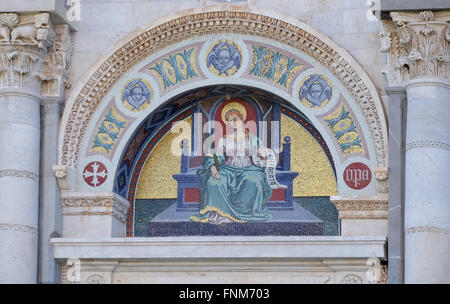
[61,192,129,223]
[381,11,450,86]
[330,197,388,219]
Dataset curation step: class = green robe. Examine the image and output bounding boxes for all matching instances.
[190,135,273,223]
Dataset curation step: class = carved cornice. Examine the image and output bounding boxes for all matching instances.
[61,8,387,169]
[331,196,388,219]
[61,192,129,222]
[0,12,55,93]
[381,10,450,86]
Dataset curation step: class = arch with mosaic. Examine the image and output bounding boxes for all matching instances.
[62,20,386,239]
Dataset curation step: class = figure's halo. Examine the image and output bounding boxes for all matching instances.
[221,101,247,123]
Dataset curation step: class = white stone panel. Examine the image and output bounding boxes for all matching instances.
[341,219,388,236]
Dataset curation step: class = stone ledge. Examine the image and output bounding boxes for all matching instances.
[377,0,450,19]
[51,236,387,260]
[0,0,79,30]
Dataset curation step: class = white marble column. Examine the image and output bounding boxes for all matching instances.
[383,11,450,283]
[0,92,41,283]
[0,12,54,283]
[404,78,450,283]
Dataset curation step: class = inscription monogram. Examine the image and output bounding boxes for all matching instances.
[343,163,372,190]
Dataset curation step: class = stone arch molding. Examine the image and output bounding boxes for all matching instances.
[59,6,387,172]
[54,6,390,238]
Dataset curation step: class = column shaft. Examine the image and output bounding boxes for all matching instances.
[386,87,407,284]
[0,92,41,283]
[38,100,63,283]
[404,78,450,283]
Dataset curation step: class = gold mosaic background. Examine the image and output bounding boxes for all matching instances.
[136,117,191,199]
[136,115,337,199]
[280,115,337,196]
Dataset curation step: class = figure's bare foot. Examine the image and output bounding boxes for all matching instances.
[219,223,228,229]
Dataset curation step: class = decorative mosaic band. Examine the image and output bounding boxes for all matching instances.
[406,141,450,152]
[406,226,449,235]
[0,223,38,235]
[0,169,39,182]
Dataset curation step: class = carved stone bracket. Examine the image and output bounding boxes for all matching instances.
[0,12,56,94]
[374,167,389,194]
[53,165,74,193]
[381,10,450,86]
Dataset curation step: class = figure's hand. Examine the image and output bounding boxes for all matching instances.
[210,165,221,179]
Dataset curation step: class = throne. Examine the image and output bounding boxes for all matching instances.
[173,136,298,211]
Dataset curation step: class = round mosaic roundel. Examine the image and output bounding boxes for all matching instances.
[299,74,332,109]
[206,41,242,77]
[343,162,371,190]
[83,161,108,187]
[121,78,153,112]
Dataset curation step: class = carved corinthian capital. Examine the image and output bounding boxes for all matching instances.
[381,10,450,86]
[42,24,72,98]
[0,12,55,93]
